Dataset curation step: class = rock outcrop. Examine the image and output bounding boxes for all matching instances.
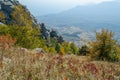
[0,0,38,26]
[0,0,18,23]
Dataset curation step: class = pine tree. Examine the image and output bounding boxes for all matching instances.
[58,36,64,44]
[55,43,61,53]
[78,45,89,56]
[50,29,58,38]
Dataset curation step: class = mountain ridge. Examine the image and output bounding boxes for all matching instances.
[38,0,120,45]
[38,0,120,31]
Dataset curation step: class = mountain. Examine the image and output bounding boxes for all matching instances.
[0,0,65,50]
[39,1,120,31]
[38,1,120,45]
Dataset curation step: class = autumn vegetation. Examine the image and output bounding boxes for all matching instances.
[0,3,120,80]
[0,44,120,79]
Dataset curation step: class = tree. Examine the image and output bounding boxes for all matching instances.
[8,26,43,49]
[40,23,51,47]
[10,4,33,26]
[50,29,58,38]
[55,43,61,53]
[62,42,70,54]
[70,43,78,54]
[0,25,10,35]
[58,36,64,44]
[78,45,89,56]
[40,23,50,40]
[48,46,56,53]
[90,29,118,61]
[60,46,66,55]
[0,11,6,23]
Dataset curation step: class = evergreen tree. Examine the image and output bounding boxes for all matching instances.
[78,45,89,56]
[58,36,64,44]
[40,23,48,39]
[55,43,61,53]
[50,29,58,38]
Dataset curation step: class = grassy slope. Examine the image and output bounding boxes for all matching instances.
[0,48,120,80]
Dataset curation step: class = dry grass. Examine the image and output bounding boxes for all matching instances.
[0,48,120,80]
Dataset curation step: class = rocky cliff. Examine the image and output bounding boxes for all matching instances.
[0,0,17,23]
[0,0,19,12]
[0,0,38,26]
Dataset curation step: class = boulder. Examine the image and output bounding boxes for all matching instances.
[17,47,29,53]
[0,22,4,25]
[34,48,45,54]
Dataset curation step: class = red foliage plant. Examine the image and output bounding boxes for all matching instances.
[0,35,16,50]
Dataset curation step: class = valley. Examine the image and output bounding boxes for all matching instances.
[38,1,120,46]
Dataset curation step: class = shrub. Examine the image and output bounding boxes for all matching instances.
[0,35,16,68]
[0,11,6,23]
[9,26,44,49]
[10,4,33,26]
[78,45,89,56]
[0,25,10,35]
[0,35,16,50]
[70,43,78,55]
[90,29,119,61]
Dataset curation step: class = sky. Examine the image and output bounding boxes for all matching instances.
[19,0,115,16]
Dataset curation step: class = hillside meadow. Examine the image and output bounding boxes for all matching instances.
[0,47,120,80]
[0,1,120,79]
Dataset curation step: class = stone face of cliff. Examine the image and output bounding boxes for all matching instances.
[0,0,19,24]
[0,0,21,15]
[0,0,38,26]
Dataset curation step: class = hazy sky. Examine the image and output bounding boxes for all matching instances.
[19,0,114,16]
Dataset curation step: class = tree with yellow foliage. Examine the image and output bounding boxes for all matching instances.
[10,4,33,26]
[48,46,56,53]
[62,42,71,54]
[8,25,42,49]
[0,11,6,23]
[70,43,78,54]
[90,29,119,61]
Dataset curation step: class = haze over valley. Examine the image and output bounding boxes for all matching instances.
[37,0,120,45]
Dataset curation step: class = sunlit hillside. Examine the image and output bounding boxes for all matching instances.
[0,0,120,80]
[0,48,120,80]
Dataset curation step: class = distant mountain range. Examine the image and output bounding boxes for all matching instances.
[38,1,120,46]
[38,1,120,31]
